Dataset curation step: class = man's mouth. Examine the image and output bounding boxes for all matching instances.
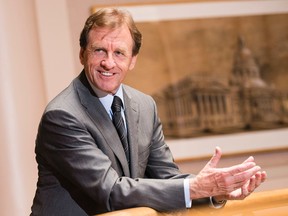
[100,71,114,77]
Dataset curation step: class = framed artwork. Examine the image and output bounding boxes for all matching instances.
[92,1,288,138]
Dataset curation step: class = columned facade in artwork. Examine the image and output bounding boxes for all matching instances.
[153,37,288,137]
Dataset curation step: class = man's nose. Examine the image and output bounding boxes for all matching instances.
[100,53,116,69]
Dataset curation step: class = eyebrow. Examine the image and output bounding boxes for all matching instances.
[90,44,104,50]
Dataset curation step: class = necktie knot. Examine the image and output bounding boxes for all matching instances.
[111,96,123,113]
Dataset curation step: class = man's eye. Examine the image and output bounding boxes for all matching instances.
[94,48,104,53]
[115,51,123,56]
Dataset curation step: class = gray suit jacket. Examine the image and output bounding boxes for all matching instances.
[31,71,209,215]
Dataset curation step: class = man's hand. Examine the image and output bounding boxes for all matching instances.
[189,147,267,201]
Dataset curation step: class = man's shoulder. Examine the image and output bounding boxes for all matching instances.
[45,80,78,112]
[123,84,153,101]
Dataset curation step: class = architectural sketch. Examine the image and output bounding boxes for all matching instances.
[153,37,288,138]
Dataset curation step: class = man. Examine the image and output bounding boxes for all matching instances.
[31,8,266,215]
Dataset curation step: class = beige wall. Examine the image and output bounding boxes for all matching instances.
[0,0,75,215]
[0,1,45,215]
[0,0,287,215]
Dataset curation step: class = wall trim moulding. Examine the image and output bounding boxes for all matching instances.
[91,0,288,22]
[167,128,288,160]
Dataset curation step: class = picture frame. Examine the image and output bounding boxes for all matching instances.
[91,1,288,138]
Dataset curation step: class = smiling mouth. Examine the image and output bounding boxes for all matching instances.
[100,71,114,77]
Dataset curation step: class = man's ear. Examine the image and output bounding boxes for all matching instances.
[79,48,85,65]
[129,55,138,71]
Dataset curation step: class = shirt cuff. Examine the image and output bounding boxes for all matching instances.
[183,179,192,208]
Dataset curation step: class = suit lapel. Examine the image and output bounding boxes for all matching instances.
[123,87,139,178]
[74,72,130,177]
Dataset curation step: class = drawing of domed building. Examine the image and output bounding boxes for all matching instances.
[153,37,288,138]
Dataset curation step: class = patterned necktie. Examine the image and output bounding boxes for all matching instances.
[111,96,130,163]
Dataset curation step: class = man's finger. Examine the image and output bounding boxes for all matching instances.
[248,175,256,193]
[242,156,254,164]
[225,162,257,176]
[261,171,267,183]
[241,180,250,197]
[204,146,222,169]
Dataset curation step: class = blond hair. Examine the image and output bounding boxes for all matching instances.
[79,8,142,56]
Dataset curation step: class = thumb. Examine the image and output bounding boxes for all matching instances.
[205,146,222,169]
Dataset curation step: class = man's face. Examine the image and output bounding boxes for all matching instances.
[80,25,137,94]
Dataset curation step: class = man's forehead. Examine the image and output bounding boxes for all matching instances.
[89,26,133,47]
[90,25,130,38]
